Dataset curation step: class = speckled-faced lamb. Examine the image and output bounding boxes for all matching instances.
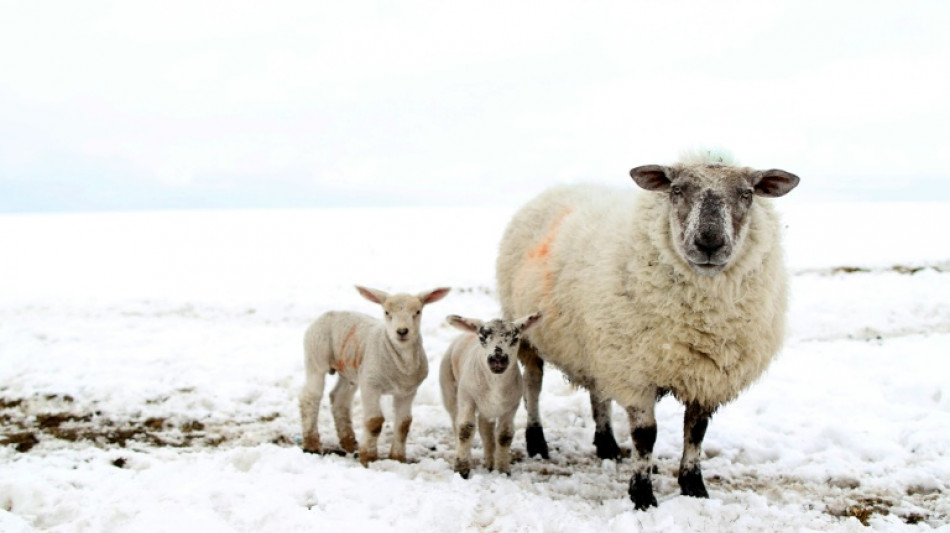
[496,152,799,509]
[439,312,542,479]
[299,285,450,465]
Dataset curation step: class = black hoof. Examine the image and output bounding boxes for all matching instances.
[593,429,622,460]
[678,466,709,498]
[628,473,658,510]
[525,424,550,459]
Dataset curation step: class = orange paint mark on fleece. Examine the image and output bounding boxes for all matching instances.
[335,326,361,372]
[527,208,572,261]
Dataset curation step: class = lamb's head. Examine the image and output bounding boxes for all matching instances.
[447,312,542,374]
[630,156,799,276]
[356,286,451,345]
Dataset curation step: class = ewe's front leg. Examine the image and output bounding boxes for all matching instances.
[388,392,415,463]
[679,402,713,499]
[454,397,478,479]
[625,396,658,510]
[519,344,549,459]
[590,389,622,460]
[358,387,384,466]
[493,411,516,476]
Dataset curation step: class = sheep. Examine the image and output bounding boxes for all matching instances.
[299,285,450,465]
[495,151,799,509]
[439,312,542,479]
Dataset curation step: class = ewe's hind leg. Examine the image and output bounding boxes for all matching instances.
[477,415,495,471]
[590,390,622,460]
[388,391,415,463]
[329,378,358,453]
[679,402,714,499]
[625,394,659,510]
[519,343,549,459]
[358,387,384,466]
[299,372,326,454]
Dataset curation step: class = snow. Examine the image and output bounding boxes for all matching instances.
[1,202,949,532]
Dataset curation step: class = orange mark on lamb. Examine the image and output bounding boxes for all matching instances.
[335,325,362,372]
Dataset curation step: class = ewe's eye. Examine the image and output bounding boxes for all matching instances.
[741,189,753,200]
[414,310,420,317]
[671,185,683,196]
[384,311,391,318]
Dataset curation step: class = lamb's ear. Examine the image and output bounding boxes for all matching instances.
[630,165,673,192]
[356,285,389,305]
[753,169,800,198]
[419,287,451,306]
[446,314,481,333]
[516,312,543,333]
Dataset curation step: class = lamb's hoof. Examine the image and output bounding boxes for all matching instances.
[358,449,378,467]
[455,459,471,479]
[678,467,709,499]
[593,429,622,461]
[525,425,550,459]
[339,435,358,454]
[302,435,322,454]
[389,452,407,463]
[628,473,658,510]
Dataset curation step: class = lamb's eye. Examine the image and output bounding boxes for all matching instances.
[384,311,391,318]
[414,311,420,317]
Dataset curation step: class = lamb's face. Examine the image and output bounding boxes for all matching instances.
[630,163,800,277]
[476,319,523,374]
[447,312,542,375]
[382,294,424,345]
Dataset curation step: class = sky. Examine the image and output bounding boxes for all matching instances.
[1,0,949,212]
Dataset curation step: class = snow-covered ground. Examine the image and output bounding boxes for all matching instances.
[1,202,949,532]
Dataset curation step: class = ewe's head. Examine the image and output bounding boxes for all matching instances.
[356,286,450,345]
[447,312,542,374]
[630,153,799,277]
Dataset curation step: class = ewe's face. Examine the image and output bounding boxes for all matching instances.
[475,319,523,374]
[631,163,799,277]
[382,294,423,345]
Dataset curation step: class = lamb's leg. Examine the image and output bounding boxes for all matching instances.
[329,378,358,453]
[299,372,326,454]
[358,387,384,466]
[518,343,549,459]
[477,414,495,471]
[626,397,658,510]
[454,396,477,479]
[679,402,713,499]
[388,391,415,463]
[590,389,622,460]
[494,410,516,476]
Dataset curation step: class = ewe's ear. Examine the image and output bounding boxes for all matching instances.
[753,169,800,198]
[630,165,673,191]
[516,312,543,333]
[356,285,389,305]
[419,287,451,306]
[446,314,481,333]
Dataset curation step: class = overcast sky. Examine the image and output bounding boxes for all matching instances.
[1,1,949,212]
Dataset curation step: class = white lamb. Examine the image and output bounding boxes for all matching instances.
[439,312,542,478]
[439,313,541,479]
[496,151,799,508]
[299,285,450,465]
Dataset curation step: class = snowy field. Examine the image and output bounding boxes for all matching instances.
[1,201,949,532]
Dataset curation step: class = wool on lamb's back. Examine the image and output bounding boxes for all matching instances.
[497,180,788,407]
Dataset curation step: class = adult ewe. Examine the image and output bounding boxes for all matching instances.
[496,152,799,509]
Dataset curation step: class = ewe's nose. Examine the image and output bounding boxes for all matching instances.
[396,328,409,338]
[694,232,725,256]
